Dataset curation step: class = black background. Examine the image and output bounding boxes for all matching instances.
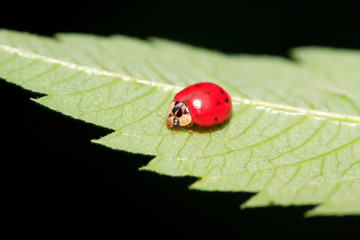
[1,0,360,239]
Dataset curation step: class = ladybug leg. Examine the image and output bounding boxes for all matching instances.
[187,121,194,134]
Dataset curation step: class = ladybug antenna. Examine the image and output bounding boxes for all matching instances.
[157,114,167,122]
[157,114,173,128]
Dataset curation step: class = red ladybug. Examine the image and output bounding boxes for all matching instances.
[165,82,232,133]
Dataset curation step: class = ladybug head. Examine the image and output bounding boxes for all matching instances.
[166,101,192,129]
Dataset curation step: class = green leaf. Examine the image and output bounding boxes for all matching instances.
[1,29,359,217]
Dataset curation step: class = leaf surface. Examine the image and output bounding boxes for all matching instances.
[1,30,359,216]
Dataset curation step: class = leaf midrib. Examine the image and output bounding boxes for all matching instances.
[1,43,360,124]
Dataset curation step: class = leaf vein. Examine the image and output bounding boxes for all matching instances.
[2,43,360,124]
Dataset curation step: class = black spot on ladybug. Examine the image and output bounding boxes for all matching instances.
[225,98,229,103]
[175,101,180,105]
[220,89,224,94]
[215,117,218,121]
[176,109,183,117]
[217,101,220,106]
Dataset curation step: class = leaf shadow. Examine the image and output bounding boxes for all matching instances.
[179,116,233,134]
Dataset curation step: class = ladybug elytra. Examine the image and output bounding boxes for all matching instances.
[165,82,232,133]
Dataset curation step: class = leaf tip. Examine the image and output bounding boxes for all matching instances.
[138,165,154,172]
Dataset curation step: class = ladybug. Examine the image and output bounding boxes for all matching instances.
[165,82,232,133]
